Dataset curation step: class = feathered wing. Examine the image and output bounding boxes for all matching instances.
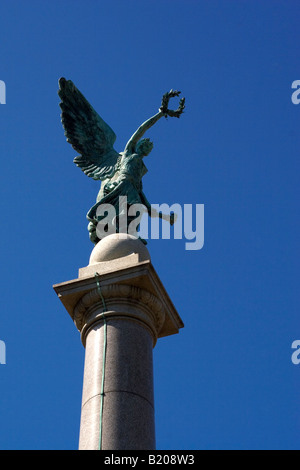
[58,77,120,181]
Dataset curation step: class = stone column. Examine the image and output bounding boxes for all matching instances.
[53,234,184,450]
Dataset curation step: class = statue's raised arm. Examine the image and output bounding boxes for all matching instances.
[124,90,185,155]
[124,111,163,155]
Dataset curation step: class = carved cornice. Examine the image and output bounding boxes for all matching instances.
[73,284,165,343]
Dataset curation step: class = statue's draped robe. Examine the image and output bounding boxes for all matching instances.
[87,154,148,230]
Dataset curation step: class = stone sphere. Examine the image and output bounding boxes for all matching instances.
[89,234,151,265]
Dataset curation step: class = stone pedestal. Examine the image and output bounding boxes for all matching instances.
[53,234,184,450]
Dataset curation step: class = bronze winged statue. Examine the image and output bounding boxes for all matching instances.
[58,78,185,244]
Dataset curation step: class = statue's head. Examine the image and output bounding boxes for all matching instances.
[136,138,153,157]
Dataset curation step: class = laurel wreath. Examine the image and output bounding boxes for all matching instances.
[160,89,185,118]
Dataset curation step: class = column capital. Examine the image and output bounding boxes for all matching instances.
[53,236,184,346]
[74,283,166,345]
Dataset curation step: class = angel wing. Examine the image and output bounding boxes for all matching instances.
[58,77,120,181]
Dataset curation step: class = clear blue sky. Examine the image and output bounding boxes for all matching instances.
[0,0,299,450]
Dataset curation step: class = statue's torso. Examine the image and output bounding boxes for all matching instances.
[97,153,148,202]
[121,153,148,184]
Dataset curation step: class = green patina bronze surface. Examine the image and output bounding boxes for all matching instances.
[58,78,185,244]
